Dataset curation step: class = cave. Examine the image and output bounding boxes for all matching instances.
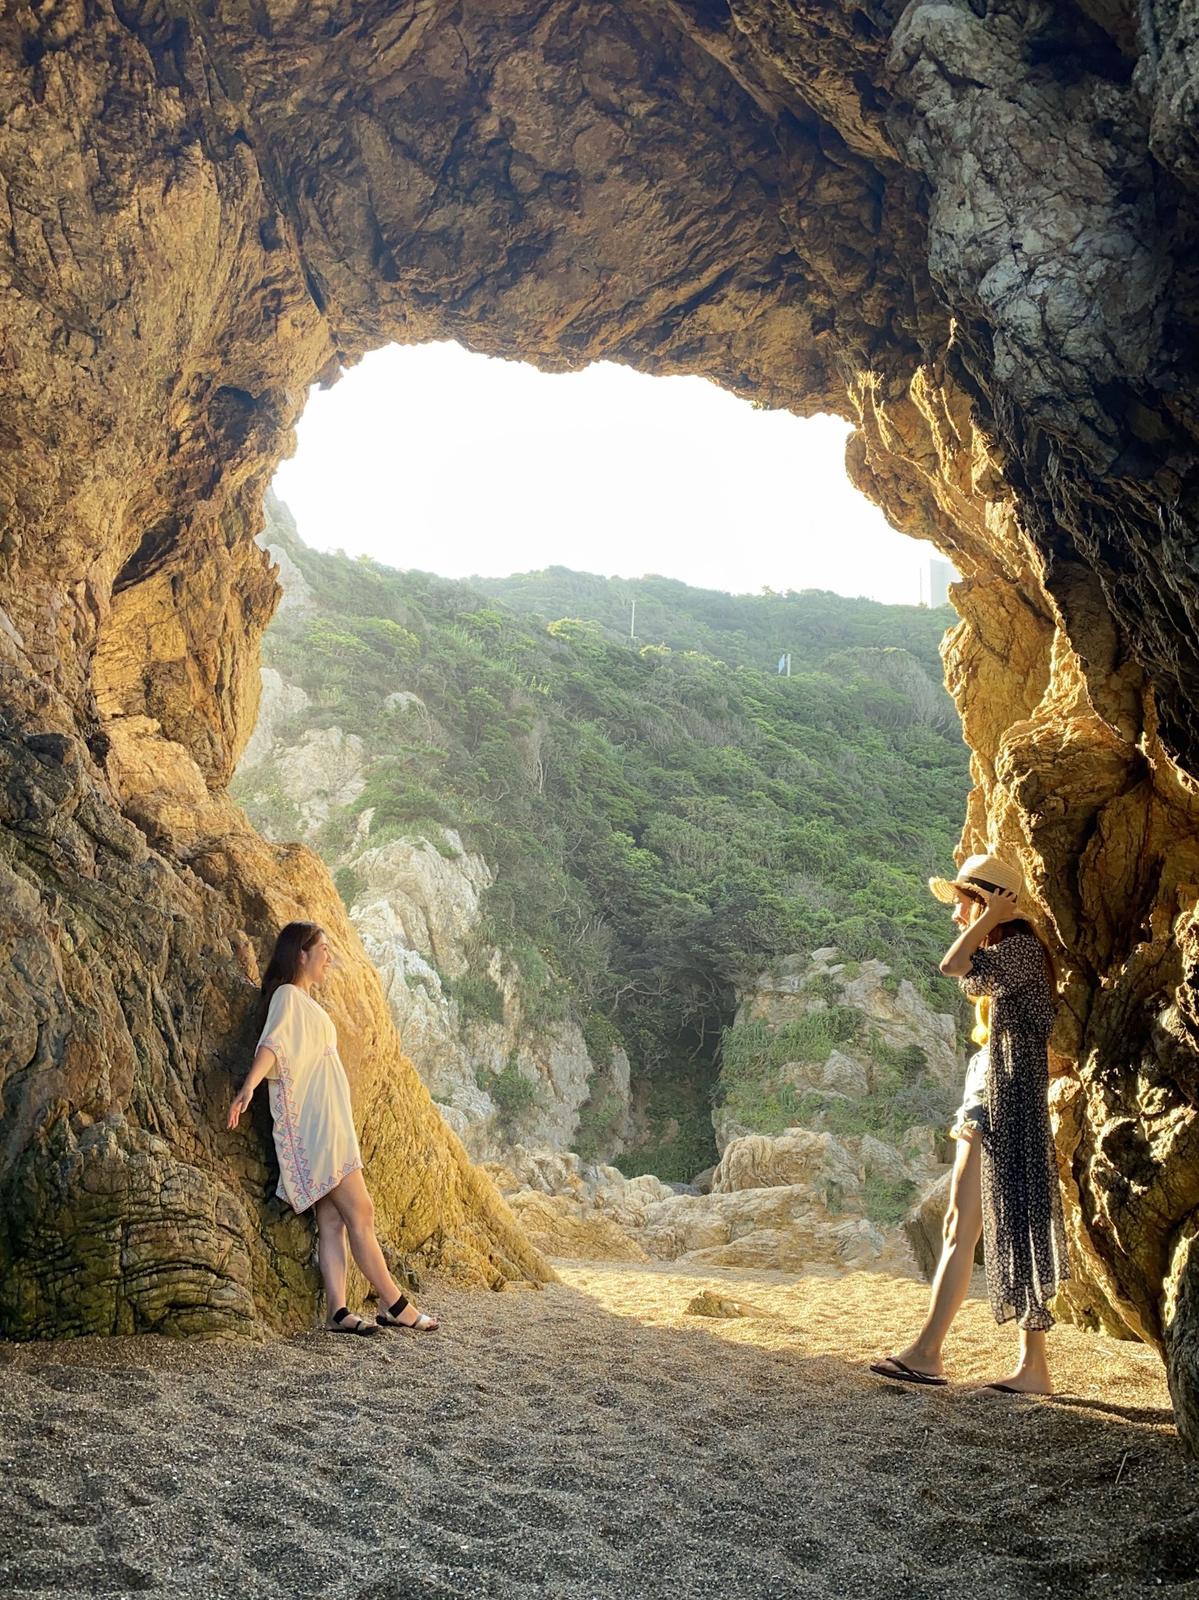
[2,2,1198,1446]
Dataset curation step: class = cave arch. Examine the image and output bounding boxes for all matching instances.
[2,3,1199,1443]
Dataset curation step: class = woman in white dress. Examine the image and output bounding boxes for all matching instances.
[227,921,439,1337]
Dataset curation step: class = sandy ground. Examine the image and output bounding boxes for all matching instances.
[2,1259,1196,1600]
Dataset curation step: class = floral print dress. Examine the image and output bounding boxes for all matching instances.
[961,932,1069,1331]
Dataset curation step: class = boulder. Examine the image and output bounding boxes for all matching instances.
[504,1192,650,1264]
[821,1049,871,1098]
[711,1129,863,1210]
[858,1134,912,1185]
[685,1291,770,1319]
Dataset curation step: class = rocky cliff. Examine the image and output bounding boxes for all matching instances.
[2,1,1199,1443]
[237,729,633,1164]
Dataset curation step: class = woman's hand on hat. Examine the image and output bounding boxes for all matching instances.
[978,886,1020,923]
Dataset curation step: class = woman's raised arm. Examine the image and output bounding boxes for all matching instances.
[939,888,1019,977]
[227,1044,278,1129]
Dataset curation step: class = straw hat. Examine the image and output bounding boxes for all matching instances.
[928,851,1025,906]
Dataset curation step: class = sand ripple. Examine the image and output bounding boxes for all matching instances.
[0,1261,1193,1599]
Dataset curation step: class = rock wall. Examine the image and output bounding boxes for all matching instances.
[716,948,961,1157]
[3,0,1199,1442]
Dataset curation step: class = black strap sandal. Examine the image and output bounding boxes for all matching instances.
[376,1294,439,1332]
[329,1306,382,1338]
[869,1356,947,1387]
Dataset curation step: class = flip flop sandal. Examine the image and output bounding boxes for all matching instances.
[376,1294,439,1332]
[329,1306,382,1338]
[869,1356,948,1387]
[982,1382,1033,1395]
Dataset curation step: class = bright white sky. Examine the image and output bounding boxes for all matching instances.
[272,341,948,605]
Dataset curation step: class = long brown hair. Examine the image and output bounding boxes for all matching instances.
[261,921,324,1010]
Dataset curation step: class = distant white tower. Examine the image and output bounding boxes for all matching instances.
[922,557,955,608]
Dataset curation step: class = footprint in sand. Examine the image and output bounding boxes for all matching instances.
[488,1488,573,1532]
[419,1495,515,1542]
[783,1533,828,1571]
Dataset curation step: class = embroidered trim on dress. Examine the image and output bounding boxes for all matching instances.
[262,1033,316,1209]
[264,1036,360,1213]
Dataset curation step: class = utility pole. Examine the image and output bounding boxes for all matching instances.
[629,598,636,640]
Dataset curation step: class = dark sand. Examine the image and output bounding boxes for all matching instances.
[2,1260,1196,1600]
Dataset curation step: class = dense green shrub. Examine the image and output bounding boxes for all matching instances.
[480,1058,542,1137]
[449,974,505,1028]
[863,1174,920,1226]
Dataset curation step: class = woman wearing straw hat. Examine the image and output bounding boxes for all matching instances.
[870,853,1068,1394]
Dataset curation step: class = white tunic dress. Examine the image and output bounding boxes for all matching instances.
[257,983,363,1213]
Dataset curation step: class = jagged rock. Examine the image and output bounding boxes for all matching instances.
[712,1107,755,1157]
[901,1126,941,1167]
[685,1291,769,1319]
[352,831,488,976]
[712,1129,863,1210]
[383,691,427,714]
[269,727,366,838]
[487,1150,896,1271]
[858,1134,914,1187]
[3,0,1199,1446]
[503,1191,651,1264]
[257,499,317,618]
[818,1050,872,1098]
[738,954,961,1090]
[674,1218,893,1273]
[239,668,310,772]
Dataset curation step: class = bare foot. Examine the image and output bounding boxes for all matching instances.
[981,1369,1052,1396]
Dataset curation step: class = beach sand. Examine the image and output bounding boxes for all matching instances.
[2,1259,1195,1600]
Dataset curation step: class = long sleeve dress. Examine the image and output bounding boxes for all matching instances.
[960,932,1069,1331]
[257,983,364,1213]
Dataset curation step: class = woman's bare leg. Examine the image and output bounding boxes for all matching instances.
[314,1194,350,1323]
[876,1128,983,1378]
[987,1327,1053,1395]
[326,1169,437,1327]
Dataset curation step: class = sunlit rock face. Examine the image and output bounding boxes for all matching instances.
[2,1,1198,1439]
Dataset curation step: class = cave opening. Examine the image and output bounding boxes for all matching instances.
[6,0,1199,1453]
[239,337,971,1187]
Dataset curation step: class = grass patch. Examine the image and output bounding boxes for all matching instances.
[452,974,505,1027]
[863,1173,918,1225]
[333,864,364,908]
[791,1083,956,1140]
[479,1057,542,1138]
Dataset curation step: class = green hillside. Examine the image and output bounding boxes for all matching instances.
[474,567,950,681]
[239,494,970,1176]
